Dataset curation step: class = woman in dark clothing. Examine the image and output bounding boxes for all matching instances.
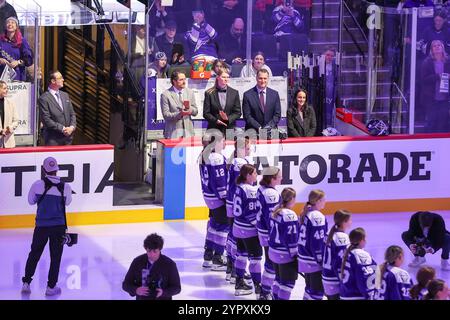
[420,40,450,133]
[0,17,33,81]
[286,88,317,137]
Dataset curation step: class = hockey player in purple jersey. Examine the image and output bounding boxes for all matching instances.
[410,266,436,300]
[256,166,282,300]
[225,137,253,282]
[232,164,262,297]
[268,187,299,300]
[298,189,328,300]
[374,245,413,300]
[322,210,352,300]
[339,227,377,300]
[199,133,229,271]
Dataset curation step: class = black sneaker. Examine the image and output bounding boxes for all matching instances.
[203,249,214,268]
[211,255,227,271]
[235,278,253,296]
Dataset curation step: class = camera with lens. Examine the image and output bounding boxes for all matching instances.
[414,237,431,256]
[61,233,78,247]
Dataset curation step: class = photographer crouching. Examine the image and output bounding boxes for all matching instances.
[123,233,181,300]
[21,157,73,296]
[402,211,450,270]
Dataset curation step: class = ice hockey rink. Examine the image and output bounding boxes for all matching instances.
[0,210,449,300]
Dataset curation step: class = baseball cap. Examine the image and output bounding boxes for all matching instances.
[165,20,177,29]
[155,51,167,60]
[43,157,59,173]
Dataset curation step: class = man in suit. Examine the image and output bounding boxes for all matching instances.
[39,70,76,146]
[0,80,18,148]
[203,68,241,138]
[242,68,281,134]
[160,70,198,139]
[402,211,450,270]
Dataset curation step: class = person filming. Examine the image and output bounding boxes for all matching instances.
[123,233,181,300]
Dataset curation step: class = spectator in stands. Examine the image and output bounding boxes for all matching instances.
[286,88,316,137]
[242,68,281,133]
[169,42,190,67]
[212,59,230,77]
[122,233,181,300]
[272,0,305,37]
[0,0,17,35]
[218,18,246,65]
[324,46,337,129]
[402,211,450,270]
[0,80,18,148]
[420,40,450,133]
[139,51,169,92]
[156,20,187,64]
[417,10,450,58]
[213,0,246,35]
[39,70,76,146]
[403,0,434,8]
[0,17,33,81]
[203,68,241,136]
[148,0,174,38]
[130,25,158,85]
[185,8,219,63]
[160,70,198,139]
[240,52,273,78]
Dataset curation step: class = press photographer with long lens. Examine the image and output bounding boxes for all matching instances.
[21,157,73,296]
[123,233,181,300]
[402,211,450,271]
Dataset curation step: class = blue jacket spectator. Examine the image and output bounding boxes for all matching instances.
[185,9,219,62]
[272,2,304,37]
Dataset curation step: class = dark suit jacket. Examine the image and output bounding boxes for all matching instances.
[406,211,449,252]
[420,57,450,108]
[122,253,181,300]
[242,86,281,131]
[203,86,242,135]
[39,90,76,146]
[286,105,317,137]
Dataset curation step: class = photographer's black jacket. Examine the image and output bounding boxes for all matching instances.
[122,253,181,300]
[406,212,449,252]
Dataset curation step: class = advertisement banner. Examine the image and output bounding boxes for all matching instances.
[6,82,32,135]
[183,137,450,208]
[0,147,114,216]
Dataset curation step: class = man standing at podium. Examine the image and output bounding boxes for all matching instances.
[39,70,76,146]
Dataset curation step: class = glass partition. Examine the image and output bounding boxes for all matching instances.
[5,0,40,146]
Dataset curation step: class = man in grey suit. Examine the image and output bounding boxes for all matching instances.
[160,71,198,139]
[39,70,76,146]
[242,69,281,134]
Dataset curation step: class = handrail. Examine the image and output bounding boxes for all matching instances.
[343,21,365,58]
[343,0,368,44]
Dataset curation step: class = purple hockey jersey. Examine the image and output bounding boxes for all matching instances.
[199,152,228,210]
[226,157,252,218]
[256,186,281,247]
[374,266,413,300]
[268,208,300,264]
[339,248,377,300]
[298,210,328,273]
[322,231,350,296]
[232,183,259,239]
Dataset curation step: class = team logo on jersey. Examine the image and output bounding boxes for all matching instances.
[268,195,277,202]
[313,217,323,225]
[249,191,257,198]
[337,235,347,245]
[399,272,409,283]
